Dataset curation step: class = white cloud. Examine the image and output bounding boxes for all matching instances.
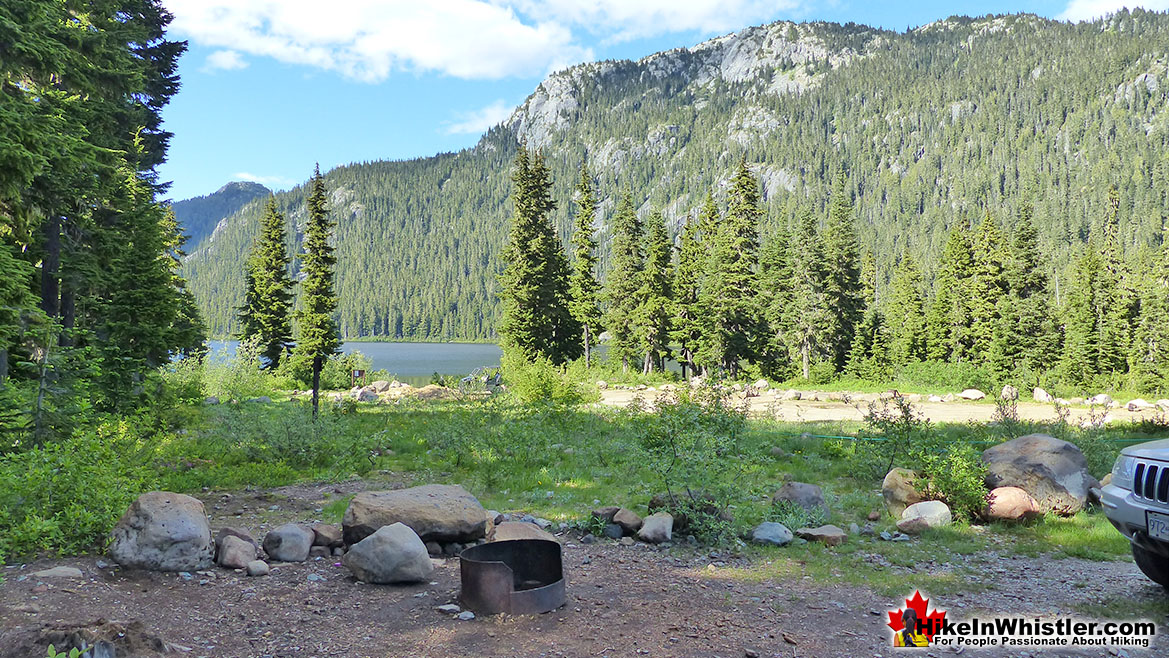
[443,100,514,135]
[232,172,297,188]
[164,1,806,82]
[202,49,248,72]
[1059,0,1169,21]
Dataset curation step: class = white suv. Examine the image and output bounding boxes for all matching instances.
[1103,440,1169,588]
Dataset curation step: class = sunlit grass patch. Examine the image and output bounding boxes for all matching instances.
[995,512,1131,561]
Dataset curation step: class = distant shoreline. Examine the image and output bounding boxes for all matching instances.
[205,336,498,345]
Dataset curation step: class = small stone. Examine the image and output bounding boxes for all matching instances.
[436,604,461,614]
[619,537,635,546]
[602,523,624,539]
[794,525,847,546]
[457,611,476,621]
[179,571,193,581]
[307,573,326,582]
[751,522,793,546]
[867,509,881,521]
[246,560,270,577]
[94,560,109,569]
[637,513,673,544]
[879,531,893,541]
[263,524,314,562]
[848,523,860,535]
[309,546,331,558]
[32,566,83,579]
[333,547,345,557]
[425,541,442,556]
[613,508,643,534]
[581,534,597,545]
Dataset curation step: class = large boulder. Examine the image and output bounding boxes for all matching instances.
[795,525,847,546]
[109,492,214,571]
[985,486,1040,521]
[981,434,1097,515]
[1127,399,1155,412]
[312,523,343,548]
[492,522,557,543]
[1087,393,1114,407]
[1001,385,1019,401]
[896,501,952,534]
[771,481,829,519]
[370,380,392,393]
[1033,388,1053,403]
[343,484,487,545]
[342,523,434,584]
[263,524,314,562]
[881,468,924,517]
[637,513,673,544]
[751,522,793,546]
[959,389,986,400]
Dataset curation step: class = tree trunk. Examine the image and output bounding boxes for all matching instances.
[59,286,75,347]
[311,354,322,420]
[40,216,62,318]
[801,340,810,380]
[583,324,591,367]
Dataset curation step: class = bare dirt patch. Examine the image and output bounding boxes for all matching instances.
[3,485,1166,657]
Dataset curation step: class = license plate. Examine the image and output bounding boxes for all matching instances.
[1148,510,1169,541]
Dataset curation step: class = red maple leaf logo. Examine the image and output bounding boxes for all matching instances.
[887,590,947,642]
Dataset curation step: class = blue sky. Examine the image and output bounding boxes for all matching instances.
[157,0,1163,201]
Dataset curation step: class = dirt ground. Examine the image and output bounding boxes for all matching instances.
[597,388,1155,426]
[2,482,1166,658]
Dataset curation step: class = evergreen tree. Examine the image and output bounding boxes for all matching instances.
[238,197,294,368]
[1060,248,1101,384]
[603,192,644,372]
[293,165,341,416]
[696,161,761,378]
[567,165,603,366]
[785,208,833,379]
[846,250,891,380]
[634,211,672,373]
[887,253,928,365]
[1132,227,1169,392]
[1095,187,1134,375]
[926,225,974,361]
[757,222,795,380]
[670,197,713,378]
[497,146,581,364]
[989,205,1055,376]
[820,176,863,371]
[967,212,1008,362]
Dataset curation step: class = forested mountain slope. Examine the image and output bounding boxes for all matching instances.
[170,181,270,247]
[181,10,1169,340]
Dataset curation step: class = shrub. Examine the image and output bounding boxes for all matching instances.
[202,336,274,402]
[0,420,156,561]
[158,356,206,405]
[277,350,373,390]
[501,353,593,405]
[768,498,826,529]
[894,360,996,393]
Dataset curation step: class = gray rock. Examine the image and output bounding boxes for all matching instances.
[1033,387,1053,403]
[436,604,461,614]
[1087,393,1114,407]
[897,501,952,534]
[794,525,847,546]
[879,531,893,541]
[425,541,442,556]
[32,566,83,579]
[959,388,986,400]
[109,492,214,571]
[263,524,314,562]
[637,513,673,543]
[245,396,272,404]
[881,468,924,517]
[492,521,557,543]
[309,546,331,558]
[217,535,257,569]
[848,522,860,535]
[457,611,476,621]
[591,506,620,523]
[246,560,270,576]
[216,527,258,550]
[751,522,793,546]
[343,484,487,545]
[982,434,1097,515]
[771,481,829,518]
[602,523,624,539]
[204,396,220,405]
[311,523,343,547]
[613,508,643,534]
[1001,385,1019,401]
[581,533,597,544]
[342,522,434,584]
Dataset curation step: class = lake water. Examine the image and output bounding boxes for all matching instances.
[207,340,502,387]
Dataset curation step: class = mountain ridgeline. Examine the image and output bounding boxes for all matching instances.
[170,181,270,247]
[181,11,1169,343]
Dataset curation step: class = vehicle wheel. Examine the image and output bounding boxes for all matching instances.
[1133,543,1169,589]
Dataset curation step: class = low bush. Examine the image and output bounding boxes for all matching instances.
[502,353,595,406]
[894,360,997,394]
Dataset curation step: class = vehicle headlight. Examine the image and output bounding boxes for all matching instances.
[1111,455,1136,490]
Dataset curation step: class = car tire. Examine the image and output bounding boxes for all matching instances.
[1133,543,1169,589]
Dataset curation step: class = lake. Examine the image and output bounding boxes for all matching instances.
[207,340,502,387]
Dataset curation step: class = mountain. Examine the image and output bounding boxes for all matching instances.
[170,181,271,247]
[181,10,1169,341]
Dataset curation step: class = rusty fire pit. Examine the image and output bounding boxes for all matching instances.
[459,539,566,616]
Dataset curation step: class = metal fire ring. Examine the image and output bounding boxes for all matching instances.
[459,539,566,616]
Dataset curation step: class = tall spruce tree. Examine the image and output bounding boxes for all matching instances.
[238,197,294,368]
[670,197,714,378]
[989,205,1055,376]
[293,165,341,417]
[967,212,1008,363]
[1132,227,1169,392]
[846,251,890,380]
[567,165,603,365]
[1095,187,1135,375]
[635,211,672,373]
[696,161,761,378]
[786,208,833,379]
[1060,248,1101,384]
[498,146,581,364]
[926,225,974,361]
[820,176,863,371]
[602,191,644,372]
[887,253,928,365]
[757,223,795,380]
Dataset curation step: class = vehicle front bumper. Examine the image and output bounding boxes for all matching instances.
[1102,483,1169,557]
